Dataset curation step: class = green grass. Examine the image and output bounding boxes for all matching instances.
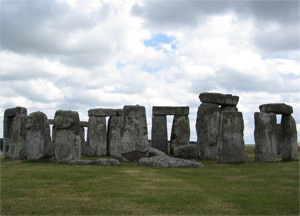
[1,147,299,215]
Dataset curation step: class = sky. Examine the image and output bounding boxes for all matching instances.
[0,0,299,143]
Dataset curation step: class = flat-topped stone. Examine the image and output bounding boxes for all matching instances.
[4,106,27,117]
[199,92,239,106]
[69,159,120,166]
[259,103,293,114]
[88,108,122,117]
[49,119,89,127]
[138,156,203,168]
[152,106,189,116]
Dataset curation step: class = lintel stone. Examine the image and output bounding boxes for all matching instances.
[259,103,293,114]
[199,92,239,106]
[88,108,122,117]
[152,106,189,116]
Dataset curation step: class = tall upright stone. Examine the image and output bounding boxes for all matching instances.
[26,111,52,160]
[3,107,27,159]
[107,116,122,159]
[151,115,168,154]
[254,112,277,162]
[86,116,107,156]
[121,105,148,161]
[217,111,245,163]
[53,110,81,163]
[276,124,283,156]
[196,103,220,159]
[79,126,85,155]
[281,114,298,161]
[170,115,190,154]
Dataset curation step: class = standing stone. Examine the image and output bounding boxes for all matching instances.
[173,145,196,158]
[196,103,220,159]
[107,116,122,159]
[170,115,190,154]
[151,115,168,154]
[53,110,81,163]
[217,111,245,163]
[79,126,85,155]
[26,111,52,160]
[276,124,283,156]
[3,107,27,159]
[121,105,148,161]
[86,116,107,156]
[281,114,298,161]
[254,112,277,162]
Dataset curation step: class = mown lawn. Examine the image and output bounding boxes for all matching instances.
[0,146,299,215]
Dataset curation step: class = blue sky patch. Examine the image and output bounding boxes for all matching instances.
[144,33,176,51]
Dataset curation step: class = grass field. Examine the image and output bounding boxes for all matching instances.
[0,146,299,215]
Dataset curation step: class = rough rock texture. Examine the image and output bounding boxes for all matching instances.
[69,158,120,166]
[151,115,168,154]
[199,92,239,106]
[152,106,189,116]
[107,116,122,159]
[121,105,148,161]
[88,108,122,117]
[196,103,220,159]
[254,112,277,162]
[26,111,52,160]
[53,110,81,163]
[3,107,27,159]
[259,103,293,114]
[276,124,283,156]
[221,105,238,112]
[148,147,168,157]
[170,115,190,154]
[217,111,245,163]
[79,126,85,155]
[281,114,298,161]
[86,116,107,156]
[174,145,196,158]
[138,156,203,168]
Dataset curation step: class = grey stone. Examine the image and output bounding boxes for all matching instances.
[196,103,220,159]
[170,115,190,154]
[174,145,196,158]
[88,108,122,117]
[121,105,148,161]
[86,116,107,156]
[26,112,52,160]
[3,107,27,160]
[148,147,168,157]
[276,124,283,156]
[53,110,80,133]
[281,114,298,161]
[80,121,89,127]
[259,103,293,114]
[79,126,85,155]
[217,111,245,163]
[152,106,189,116]
[107,116,122,159]
[69,158,120,166]
[138,156,203,168]
[221,105,238,112]
[151,115,168,154]
[199,92,239,106]
[254,112,277,162]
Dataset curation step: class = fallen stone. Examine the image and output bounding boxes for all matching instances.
[121,105,149,161]
[148,147,168,157]
[151,115,168,154]
[69,158,120,166]
[199,92,239,106]
[281,114,298,161]
[107,116,122,159]
[170,115,190,154]
[152,106,189,116]
[259,103,293,114]
[88,108,122,117]
[254,112,277,162]
[138,156,203,168]
[174,145,196,158]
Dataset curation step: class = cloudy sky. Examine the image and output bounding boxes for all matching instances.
[1,0,299,143]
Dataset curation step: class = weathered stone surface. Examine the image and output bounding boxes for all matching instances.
[53,110,81,163]
[276,124,283,156]
[259,103,293,114]
[174,145,196,158]
[254,112,277,162]
[86,116,107,156]
[196,103,220,159]
[79,126,85,155]
[151,115,168,154]
[217,111,245,163]
[170,115,190,154]
[121,105,148,161]
[148,147,168,157]
[80,121,89,127]
[281,114,298,161]
[88,108,122,117]
[199,92,239,106]
[3,107,27,160]
[69,158,120,166]
[221,105,238,112]
[26,112,52,160]
[107,116,122,159]
[152,106,189,116]
[138,156,203,168]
